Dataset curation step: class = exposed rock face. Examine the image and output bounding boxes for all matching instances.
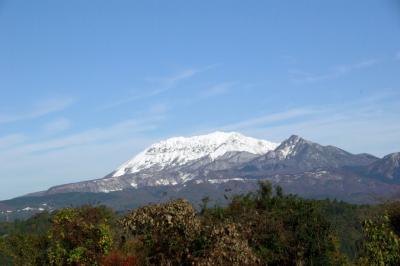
[242,135,378,174]
[367,153,400,182]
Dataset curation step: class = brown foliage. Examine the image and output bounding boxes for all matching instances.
[101,250,137,266]
[193,223,260,266]
[121,199,200,265]
[120,199,259,265]
[121,199,200,239]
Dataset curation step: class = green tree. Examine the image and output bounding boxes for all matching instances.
[0,212,50,266]
[46,205,113,266]
[212,181,347,265]
[358,214,400,266]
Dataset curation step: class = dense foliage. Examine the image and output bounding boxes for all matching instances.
[1,181,400,265]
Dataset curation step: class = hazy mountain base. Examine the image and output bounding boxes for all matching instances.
[1,174,399,222]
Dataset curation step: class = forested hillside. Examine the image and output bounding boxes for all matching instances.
[1,181,399,265]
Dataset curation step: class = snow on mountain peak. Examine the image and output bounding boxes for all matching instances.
[112,131,278,177]
[275,135,308,158]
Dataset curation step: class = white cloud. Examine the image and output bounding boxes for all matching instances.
[147,103,169,115]
[100,65,217,110]
[158,68,200,87]
[220,108,316,131]
[215,92,400,156]
[177,82,235,107]
[289,59,378,83]
[43,118,71,134]
[200,82,233,98]
[0,134,27,149]
[4,116,161,156]
[146,64,217,87]
[0,135,155,200]
[247,109,400,157]
[0,112,165,199]
[0,97,75,124]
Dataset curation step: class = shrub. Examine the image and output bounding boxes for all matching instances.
[47,205,113,266]
[121,199,200,265]
[0,233,48,266]
[192,223,259,266]
[358,214,400,265]
[207,180,346,265]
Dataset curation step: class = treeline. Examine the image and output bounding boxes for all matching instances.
[0,181,400,265]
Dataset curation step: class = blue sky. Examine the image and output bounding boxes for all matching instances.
[0,0,400,199]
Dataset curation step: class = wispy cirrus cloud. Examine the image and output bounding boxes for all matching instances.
[175,81,235,108]
[0,133,27,149]
[247,106,400,157]
[43,118,71,134]
[220,108,316,132]
[212,91,400,156]
[199,82,234,99]
[148,68,200,88]
[5,117,161,156]
[0,97,75,125]
[289,59,378,83]
[0,101,166,158]
[0,104,166,199]
[144,64,218,87]
[100,65,217,110]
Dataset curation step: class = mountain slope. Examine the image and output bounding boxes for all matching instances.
[366,153,400,182]
[112,131,278,177]
[44,134,382,196]
[2,133,400,221]
[239,135,378,174]
[45,132,278,194]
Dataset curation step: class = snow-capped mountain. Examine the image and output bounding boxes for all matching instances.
[42,133,386,195]
[4,133,400,220]
[243,135,378,173]
[45,132,278,194]
[112,131,278,177]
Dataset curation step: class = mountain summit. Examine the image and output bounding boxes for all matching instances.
[112,131,278,177]
[243,135,377,174]
[45,132,278,194]
[3,133,400,219]
[42,133,384,195]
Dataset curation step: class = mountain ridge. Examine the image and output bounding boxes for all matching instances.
[1,132,399,221]
[238,134,378,174]
[112,131,278,177]
[43,132,391,195]
[366,152,400,182]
